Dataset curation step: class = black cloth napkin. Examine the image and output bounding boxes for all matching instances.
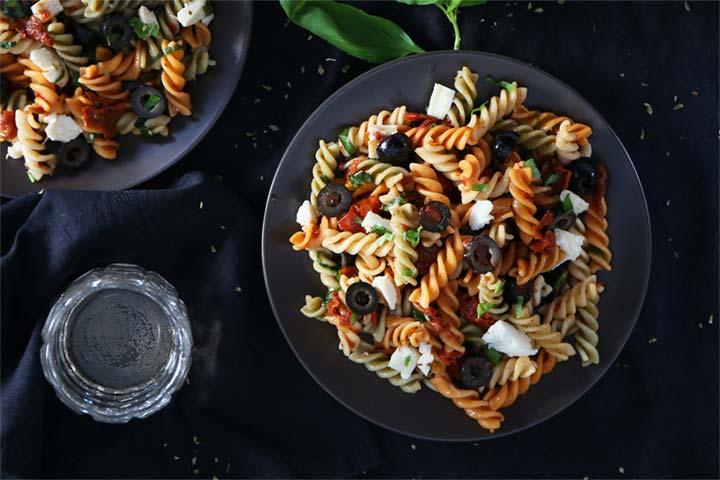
[1,173,382,478]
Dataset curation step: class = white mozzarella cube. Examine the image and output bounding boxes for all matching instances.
[43,113,82,142]
[372,275,397,310]
[559,189,589,215]
[29,47,67,87]
[554,228,585,265]
[177,0,206,27]
[32,0,63,22]
[388,345,419,379]
[468,200,494,231]
[295,200,317,229]
[482,320,538,357]
[426,83,455,120]
[361,211,392,234]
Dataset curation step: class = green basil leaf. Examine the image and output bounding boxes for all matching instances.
[395,0,439,4]
[349,170,373,188]
[484,346,502,365]
[404,355,411,366]
[280,0,424,63]
[371,225,388,235]
[470,101,487,115]
[471,183,488,192]
[338,127,356,154]
[144,94,161,110]
[402,226,423,247]
[544,173,560,186]
[401,267,417,277]
[562,194,574,214]
[524,158,541,180]
[350,312,358,324]
[476,302,493,317]
[514,295,524,317]
[0,40,18,49]
[493,280,504,294]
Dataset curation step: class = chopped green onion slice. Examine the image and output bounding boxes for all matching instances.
[143,94,161,110]
[354,216,363,225]
[350,312,357,324]
[485,76,516,92]
[371,225,388,235]
[477,302,494,317]
[382,232,394,242]
[587,245,606,259]
[323,289,337,305]
[26,171,36,183]
[471,183,489,192]
[320,174,330,184]
[349,170,372,188]
[401,267,416,277]
[404,355,411,367]
[402,226,423,247]
[149,44,183,64]
[0,41,17,49]
[553,271,568,291]
[494,280,504,294]
[470,101,488,115]
[129,18,160,40]
[524,158,541,180]
[484,346,502,365]
[338,127,356,155]
[544,173,560,186]
[562,194,574,214]
[412,309,428,323]
[514,295,524,317]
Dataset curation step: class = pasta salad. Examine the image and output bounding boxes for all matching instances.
[289,65,611,432]
[1,0,215,182]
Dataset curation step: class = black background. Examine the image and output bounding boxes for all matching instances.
[1,1,718,478]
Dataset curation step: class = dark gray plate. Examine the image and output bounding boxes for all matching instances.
[262,51,652,441]
[0,1,252,197]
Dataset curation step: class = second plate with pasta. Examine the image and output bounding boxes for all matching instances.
[263,51,651,441]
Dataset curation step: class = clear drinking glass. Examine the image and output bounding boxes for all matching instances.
[40,264,192,423]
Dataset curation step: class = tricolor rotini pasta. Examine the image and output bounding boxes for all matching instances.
[288,66,611,432]
[1,0,217,182]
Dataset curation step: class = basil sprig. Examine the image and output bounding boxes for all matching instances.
[398,0,487,50]
[280,0,424,63]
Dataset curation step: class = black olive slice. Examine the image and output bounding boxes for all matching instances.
[346,282,378,315]
[317,183,352,217]
[131,86,166,118]
[567,157,598,196]
[58,137,91,169]
[491,131,520,167]
[460,356,493,389]
[419,201,451,233]
[464,235,502,273]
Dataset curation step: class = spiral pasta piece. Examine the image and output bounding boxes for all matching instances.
[322,230,394,257]
[430,361,504,432]
[340,106,408,156]
[0,53,29,86]
[0,18,41,55]
[510,305,575,361]
[116,112,171,137]
[15,109,58,181]
[483,349,556,410]
[514,246,565,285]
[409,228,464,309]
[543,275,603,324]
[300,295,327,321]
[585,197,612,272]
[409,162,450,206]
[468,82,528,140]
[382,316,437,349]
[574,299,600,366]
[389,202,419,285]
[180,22,212,49]
[157,0,185,39]
[348,343,422,393]
[356,254,386,284]
[290,216,334,251]
[478,272,508,316]
[310,140,340,208]
[447,66,479,128]
[160,40,191,116]
[436,282,465,353]
[530,274,552,307]
[349,157,410,193]
[308,249,341,290]
[47,21,88,71]
[508,163,539,244]
[18,57,61,114]
[487,356,537,390]
[415,137,461,180]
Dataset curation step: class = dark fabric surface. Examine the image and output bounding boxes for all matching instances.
[1,1,718,478]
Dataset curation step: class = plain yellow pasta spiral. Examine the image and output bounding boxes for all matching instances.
[15,109,58,181]
[483,349,556,410]
[160,40,191,116]
[447,66,479,128]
